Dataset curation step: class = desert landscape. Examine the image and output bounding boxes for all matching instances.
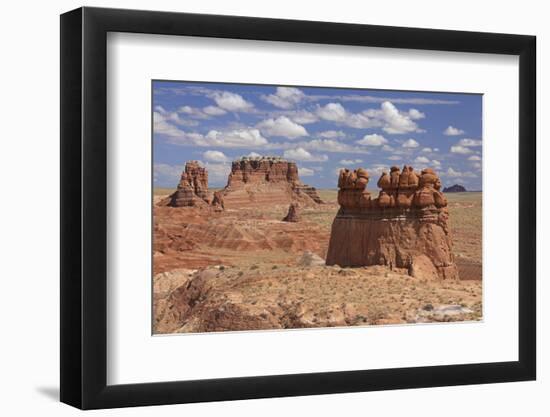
[152,81,483,334]
[153,158,482,334]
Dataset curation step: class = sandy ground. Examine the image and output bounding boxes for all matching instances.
[153,189,482,333]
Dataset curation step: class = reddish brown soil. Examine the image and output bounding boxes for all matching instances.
[153,202,334,274]
[152,190,483,334]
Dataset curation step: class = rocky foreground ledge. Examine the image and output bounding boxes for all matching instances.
[153,261,481,334]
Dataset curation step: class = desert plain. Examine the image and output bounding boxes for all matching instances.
[153,188,482,334]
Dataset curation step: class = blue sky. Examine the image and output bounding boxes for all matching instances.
[153,81,482,190]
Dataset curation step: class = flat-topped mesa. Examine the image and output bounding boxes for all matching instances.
[168,161,210,207]
[326,165,458,280]
[226,156,299,187]
[220,155,322,207]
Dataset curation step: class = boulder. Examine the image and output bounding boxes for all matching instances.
[298,251,326,267]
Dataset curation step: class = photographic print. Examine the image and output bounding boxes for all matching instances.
[152,81,482,334]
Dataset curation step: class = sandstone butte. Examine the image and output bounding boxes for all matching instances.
[219,156,322,208]
[166,156,322,209]
[167,160,210,207]
[326,165,459,280]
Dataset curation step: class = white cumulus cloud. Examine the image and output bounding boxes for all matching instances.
[153,163,184,186]
[316,102,347,122]
[285,110,319,124]
[450,145,473,154]
[339,159,363,165]
[202,105,227,116]
[154,108,198,127]
[319,130,346,139]
[212,91,254,112]
[387,155,402,161]
[154,112,187,137]
[257,116,308,138]
[408,109,426,120]
[365,101,423,134]
[283,147,328,162]
[299,139,366,154]
[203,162,232,186]
[356,134,388,146]
[414,156,430,164]
[443,126,465,136]
[444,167,477,178]
[203,129,268,148]
[457,138,482,147]
[402,138,420,148]
[246,151,263,158]
[315,103,378,129]
[203,150,229,162]
[178,105,209,119]
[262,87,305,109]
[468,155,482,161]
[299,167,315,176]
[156,112,271,149]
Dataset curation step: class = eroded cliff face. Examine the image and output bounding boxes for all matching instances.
[168,161,210,207]
[220,156,322,207]
[227,157,299,185]
[326,165,458,280]
[163,157,322,210]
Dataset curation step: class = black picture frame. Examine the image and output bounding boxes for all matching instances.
[60,6,536,410]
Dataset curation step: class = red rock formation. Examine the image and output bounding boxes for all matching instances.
[227,156,301,186]
[337,168,372,209]
[220,156,321,208]
[168,161,210,207]
[326,165,458,280]
[282,203,301,222]
[211,191,225,211]
[294,184,323,204]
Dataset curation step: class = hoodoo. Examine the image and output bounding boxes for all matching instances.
[282,202,301,222]
[326,165,459,280]
[217,156,322,208]
[168,161,210,207]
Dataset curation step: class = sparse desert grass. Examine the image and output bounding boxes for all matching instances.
[153,187,175,196]
[154,264,483,333]
[446,192,482,265]
[317,188,338,203]
[153,190,483,332]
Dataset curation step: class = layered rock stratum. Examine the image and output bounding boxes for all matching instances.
[218,156,322,208]
[168,161,210,207]
[326,165,459,280]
